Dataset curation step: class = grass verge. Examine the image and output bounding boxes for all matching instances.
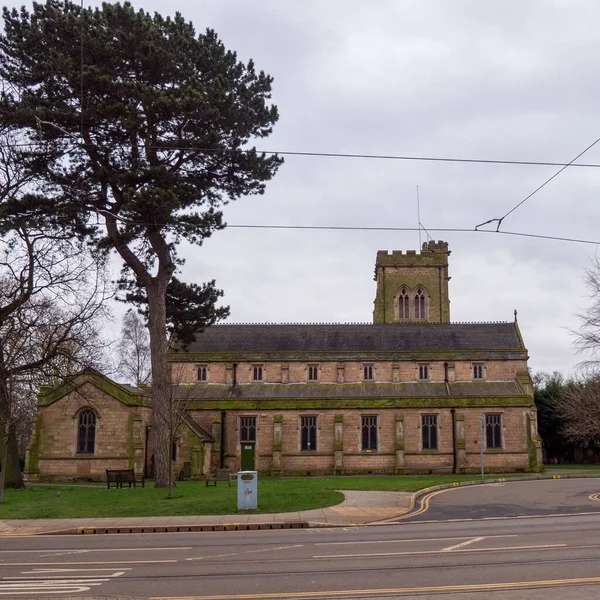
[0,474,525,519]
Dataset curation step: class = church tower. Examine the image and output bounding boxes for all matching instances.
[373,241,450,324]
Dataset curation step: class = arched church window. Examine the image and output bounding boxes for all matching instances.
[77,409,96,454]
[414,287,427,320]
[397,287,410,319]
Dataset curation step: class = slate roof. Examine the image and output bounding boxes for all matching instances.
[182,413,214,441]
[175,381,524,400]
[179,322,525,354]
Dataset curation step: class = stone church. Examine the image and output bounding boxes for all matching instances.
[25,241,543,481]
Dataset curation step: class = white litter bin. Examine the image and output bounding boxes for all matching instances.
[237,471,258,510]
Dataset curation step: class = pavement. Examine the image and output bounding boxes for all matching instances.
[0,489,414,536]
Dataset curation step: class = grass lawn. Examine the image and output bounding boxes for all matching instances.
[0,474,519,520]
[545,464,600,470]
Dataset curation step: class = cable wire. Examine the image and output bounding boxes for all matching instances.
[476,136,600,232]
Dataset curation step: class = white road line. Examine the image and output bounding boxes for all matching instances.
[22,568,132,573]
[0,586,93,595]
[441,537,485,552]
[0,546,192,554]
[186,544,304,562]
[314,543,567,559]
[0,559,177,566]
[7,572,125,579]
[316,534,517,546]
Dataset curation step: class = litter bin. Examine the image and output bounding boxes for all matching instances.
[237,470,258,510]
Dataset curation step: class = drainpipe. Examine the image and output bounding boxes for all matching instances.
[445,362,457,475]
[220,410,226,469]
[221,363,237,469]
[144,426,150,478]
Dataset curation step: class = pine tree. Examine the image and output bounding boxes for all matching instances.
[0,1,282,486]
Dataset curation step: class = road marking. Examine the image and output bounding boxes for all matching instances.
[0,560,177,566]
[441,536,485,551]
[589,492,600,502]
[186,545,303,562]
[313,543,566,559]
[0,567,126,596]
[22,568,132,573]
[146,575,600,599]
[316,534,517,546]
[0,546,192,554]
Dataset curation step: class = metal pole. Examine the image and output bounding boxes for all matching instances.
[479,415,484,479]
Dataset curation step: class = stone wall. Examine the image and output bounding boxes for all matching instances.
[172,359,529,384]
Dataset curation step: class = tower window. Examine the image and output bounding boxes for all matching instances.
[308,365,319,381]
[252,365,263,381]
[414,287,427,320]
[473,363,484,379]
[363,364,374,380]
[397,287,410,319]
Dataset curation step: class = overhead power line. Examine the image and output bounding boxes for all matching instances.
[9,139,600,169]
[226,224,600,246]
[476,135,600,232]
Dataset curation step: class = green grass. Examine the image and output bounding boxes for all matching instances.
[0,474,521,520]
[545,464,600,470]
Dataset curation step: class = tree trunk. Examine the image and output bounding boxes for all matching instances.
[3,428,23,489]
[0,375,23,490]
[146,279,171,488]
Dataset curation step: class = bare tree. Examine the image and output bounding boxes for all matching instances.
[0,230,111,495]
[117,310,151,386]
[574,255,600,366]
[554,375,600,446]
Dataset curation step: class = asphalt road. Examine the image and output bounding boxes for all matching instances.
[403,477,600,522]
[2,478,600,599]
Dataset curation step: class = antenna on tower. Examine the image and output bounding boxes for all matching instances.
[417,186,422,247]
[416,186,433,247]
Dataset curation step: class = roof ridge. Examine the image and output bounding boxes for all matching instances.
[213,321,514,326]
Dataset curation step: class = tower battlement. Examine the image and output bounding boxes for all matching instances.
[373,241,451,324]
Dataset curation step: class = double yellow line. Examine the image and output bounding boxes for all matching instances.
[150,575,600,599]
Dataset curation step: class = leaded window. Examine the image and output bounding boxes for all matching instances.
[419,364,429,380]
[252,365,263,381]
[308,365,319,381]
[301,416,317,451]
[398,287,410,319]
[473,363,484,379]
[363,364,374,380]
[240,416,257,442]
[422,415,438,450]
[414,287,426,320]
[486,414,502,449]
[77,409,96,454]
[361,415,378,451]
[197,365,208,381]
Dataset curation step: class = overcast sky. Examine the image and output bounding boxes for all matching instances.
[8,0,600,375]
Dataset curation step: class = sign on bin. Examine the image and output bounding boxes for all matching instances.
[237,471,257,510]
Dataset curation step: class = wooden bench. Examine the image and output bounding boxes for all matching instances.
[106,468,145,489]
[206,468,236,487]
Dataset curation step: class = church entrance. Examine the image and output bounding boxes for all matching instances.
[240,443,255,471]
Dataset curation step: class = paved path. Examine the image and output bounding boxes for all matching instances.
[0,489,414,536]
[404,477,600,522]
